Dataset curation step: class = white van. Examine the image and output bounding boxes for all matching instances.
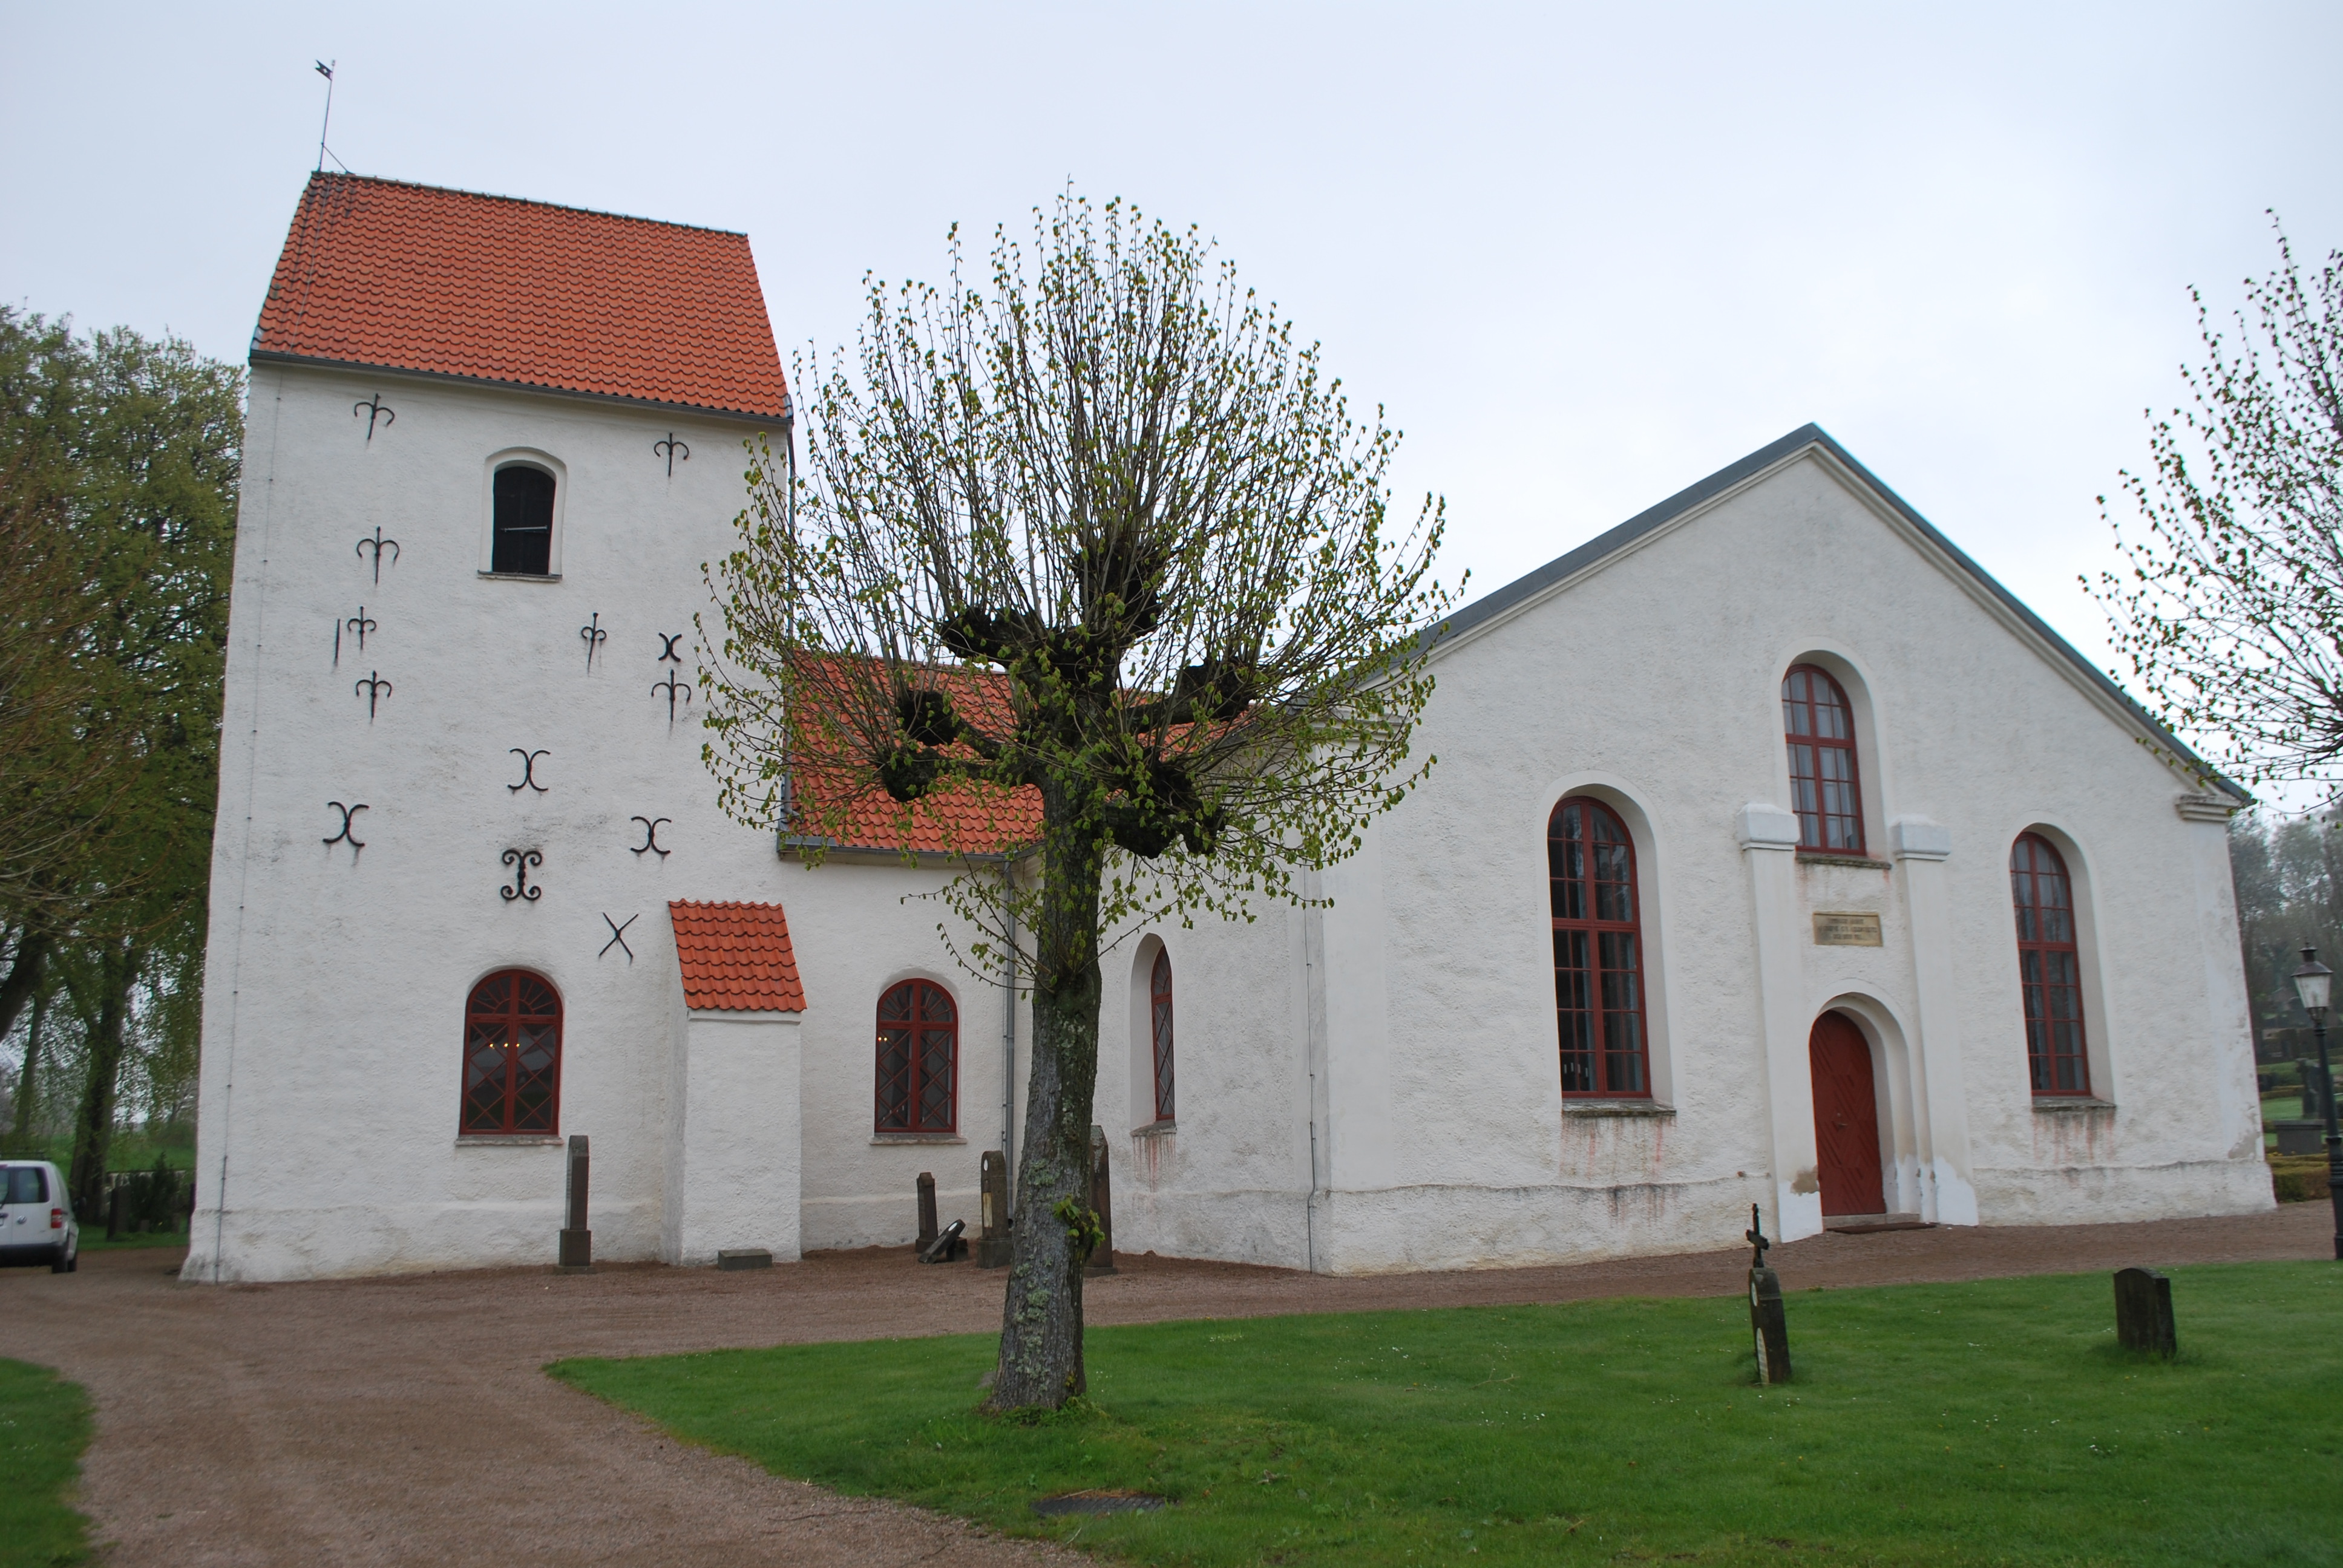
[0,1161,78,1273]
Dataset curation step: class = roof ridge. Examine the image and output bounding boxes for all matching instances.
[302,170,748,237]
[1426,423,2247,803]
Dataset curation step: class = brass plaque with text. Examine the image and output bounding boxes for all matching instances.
[1812,912,1883,947]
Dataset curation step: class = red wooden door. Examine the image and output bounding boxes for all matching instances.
[1808,1011,1885,1217]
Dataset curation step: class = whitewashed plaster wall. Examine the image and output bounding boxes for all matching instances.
[188,384,2263,1288]
[669,1010,801,1265]
[1302,444,2265,1275]
[186,363,797,1281]
[1089,909,1317,1269]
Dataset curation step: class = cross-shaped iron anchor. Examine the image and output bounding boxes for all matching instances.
[600,913,638,961]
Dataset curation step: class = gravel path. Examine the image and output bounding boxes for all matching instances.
[7,1202,2327,1566]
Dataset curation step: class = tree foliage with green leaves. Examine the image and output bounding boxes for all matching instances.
[703,196,1456,1409]
[0,307,238,1206]
[2091,220,2343,802]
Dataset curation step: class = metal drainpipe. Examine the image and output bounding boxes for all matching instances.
[1001,866,1018,1217]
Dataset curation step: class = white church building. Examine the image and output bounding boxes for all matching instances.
[185,174,2272,1283]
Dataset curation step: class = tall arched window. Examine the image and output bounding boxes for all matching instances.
[1550,797,1649,1097]
[876,980,957,1134]
[1149,949,1176,1123]
[2011,834,2089,1095]
[1782,665,1864,852]
[491,463,556,576]
[461,969,563,1135]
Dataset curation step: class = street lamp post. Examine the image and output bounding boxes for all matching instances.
[2289,947,2342,1261]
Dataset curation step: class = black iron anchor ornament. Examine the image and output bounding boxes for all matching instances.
[631,816,672,858]
[322,801,368,855]
[354,670,393,720]
[508,748,549,794]
[500,848,543,903]
[580,612,608,673]
[355,527,400,584]
[353,394,395,442]
[654,432,690,477]
[600,912,637,961]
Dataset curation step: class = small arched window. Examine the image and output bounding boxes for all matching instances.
[2011,834,2089,1095]
[461,969,563,1135]
[1550,797,1649,1097]
[1149,949,1176,1123]
[491,463,556,576]
[1782,665,1864,852]
[876,979,957,1134]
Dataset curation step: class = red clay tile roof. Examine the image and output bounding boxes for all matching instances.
[254,173,788,420]
[786,661,1044,855]
[798,772,1044,856]
[669,901,806,1013]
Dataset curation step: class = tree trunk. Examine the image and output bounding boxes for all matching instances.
[67,941,138,1218]
[0,927,48,1045]
[989,794,1105,1411]
[8,983,45,1148]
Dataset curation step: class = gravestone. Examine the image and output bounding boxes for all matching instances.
[1086,1125,1116,1275]
[916,1172,939,1255]
[919,1218,968,1263]
[977,1150,1013,1268]
[2113,1266,2176,1357]
[557,1135,593,1272]
[1745,1204,1791,1383]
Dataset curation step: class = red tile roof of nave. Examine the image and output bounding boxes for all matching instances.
[788,661,1044,855]
[252,173,788,420]
[669,901,806,1013]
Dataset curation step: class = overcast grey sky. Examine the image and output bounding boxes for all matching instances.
[5,2,2339,704]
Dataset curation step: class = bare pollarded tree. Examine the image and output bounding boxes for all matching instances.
[2092,218,2343,802]
[701,195,1457,1410]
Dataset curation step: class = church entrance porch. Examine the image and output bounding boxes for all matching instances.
[1809,1010,1889,1221]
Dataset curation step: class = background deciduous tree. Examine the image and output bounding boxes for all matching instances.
[0,307,238,1215]
[704,197,1457,1409]
[2091,219,2343,802]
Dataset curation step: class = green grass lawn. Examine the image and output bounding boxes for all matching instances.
[554,1263,2343,1567]
[77,1229,188,1253]
[0,1360,91,1568]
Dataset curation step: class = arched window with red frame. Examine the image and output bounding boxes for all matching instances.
[461,969,563,1135]
[1149,948,1176,1123]
[1550,797,1650,1097]
[876,979,957,1134]
[2011,833,2090,1095]
[1782,665,1865,852]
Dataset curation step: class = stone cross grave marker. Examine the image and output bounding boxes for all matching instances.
[1745,1204,1790,1383]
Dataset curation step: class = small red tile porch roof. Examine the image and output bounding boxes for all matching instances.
[669,901,805,1013]
[252,172,788,420]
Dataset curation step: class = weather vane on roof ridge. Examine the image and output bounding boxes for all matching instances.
[312,60,349,175]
